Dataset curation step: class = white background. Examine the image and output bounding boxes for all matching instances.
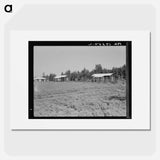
[10,31,150,130]
[1,0,160,160]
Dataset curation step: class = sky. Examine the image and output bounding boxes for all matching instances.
[34,46,126,76]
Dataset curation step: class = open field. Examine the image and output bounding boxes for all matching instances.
[34,81,126,117]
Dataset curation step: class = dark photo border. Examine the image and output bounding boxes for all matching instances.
[28,41,132,119]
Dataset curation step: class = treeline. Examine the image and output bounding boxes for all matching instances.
[42,64,126,81]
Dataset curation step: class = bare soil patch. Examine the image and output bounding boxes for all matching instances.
[34,81,126,117]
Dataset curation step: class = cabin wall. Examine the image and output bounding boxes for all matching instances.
[92,75,115,83]
[55,77,67,82]
[34,79,46,82]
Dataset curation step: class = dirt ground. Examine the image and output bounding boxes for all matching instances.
[34,81,126,117]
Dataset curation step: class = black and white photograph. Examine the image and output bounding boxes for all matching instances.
[29,41,131,119]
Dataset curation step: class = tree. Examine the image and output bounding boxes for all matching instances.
[121,65,126,79]
[49,73,56,81]
[42,72,45,77]
[65,70,71,80]
[45,75,49,81]
[80,68,90,81]
[70,71,77,81]
[95,64,103,73]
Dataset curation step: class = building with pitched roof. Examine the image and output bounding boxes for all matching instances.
[92,73,114,82]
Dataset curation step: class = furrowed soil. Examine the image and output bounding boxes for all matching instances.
[34,81,126,117]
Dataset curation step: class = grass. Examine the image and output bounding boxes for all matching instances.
[34,81,126,117]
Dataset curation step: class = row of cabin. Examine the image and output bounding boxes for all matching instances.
[34,73,115,83]
[34,75,68,82]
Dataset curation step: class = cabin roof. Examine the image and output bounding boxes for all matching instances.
[55,75,67,79]
[92,73,113,78]
[34,77,46,80]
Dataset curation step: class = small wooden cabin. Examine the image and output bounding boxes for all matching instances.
[54,75,67,82]
[92,73,114,82]
[34,77,46,82]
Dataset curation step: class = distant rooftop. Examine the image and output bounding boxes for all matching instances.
[34,77,46,80]
[55,75,67,79]
[92,73,113,78]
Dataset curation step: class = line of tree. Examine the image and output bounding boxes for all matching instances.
[42,64,126,81]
